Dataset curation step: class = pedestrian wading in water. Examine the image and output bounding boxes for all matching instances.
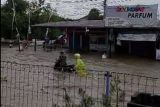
[74,53,87,77]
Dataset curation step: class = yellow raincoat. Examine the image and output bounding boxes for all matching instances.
[74,53,87,77]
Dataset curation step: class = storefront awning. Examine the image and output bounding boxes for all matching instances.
[117,34,157,41]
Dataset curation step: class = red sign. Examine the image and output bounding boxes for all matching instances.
[116,6,145,12]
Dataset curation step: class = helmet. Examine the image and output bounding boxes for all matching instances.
[74,53,80,58]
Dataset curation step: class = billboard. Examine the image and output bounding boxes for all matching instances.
[105,4,158,27]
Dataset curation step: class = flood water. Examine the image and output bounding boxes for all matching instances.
[1,46,160,78]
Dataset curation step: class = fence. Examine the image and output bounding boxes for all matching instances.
[1,61,160,107]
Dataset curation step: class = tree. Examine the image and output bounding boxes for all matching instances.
[1,0,68,40]
[29,0,65,39]
[1,12,13,39]
[1,0,29,39]
[1,0,29,14]
[38,0,45,7]
[87,8,103,20]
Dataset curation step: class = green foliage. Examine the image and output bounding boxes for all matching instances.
[102,94,111,107]
[101,75,123,107]
[88,8,103,20]
[1,0,67,40]
[1,0,29,39]
[110,75,122,96]
[1,0,29,14]
[54,88,95,107]
[78,88,95,107]
[63,88,72,107]
[15,13,28,37]
[1,76,7,82]
[50,29,62,39]
[52,75,124,107]
[1,12,12,39]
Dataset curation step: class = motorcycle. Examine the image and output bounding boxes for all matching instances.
[54,59,75,73]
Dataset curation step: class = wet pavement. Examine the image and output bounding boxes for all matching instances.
[1,46,160,78]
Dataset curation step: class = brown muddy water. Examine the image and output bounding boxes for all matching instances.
[1,46,160,78]
[1,46,160,107]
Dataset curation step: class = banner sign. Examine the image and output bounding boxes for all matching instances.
[105,4,158,27]
[117,34,157,41]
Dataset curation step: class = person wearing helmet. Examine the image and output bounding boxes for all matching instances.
[74,53,87,77]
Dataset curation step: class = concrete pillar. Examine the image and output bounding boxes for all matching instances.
[72,30,75,50]
[80,35,82,49]
[106,29,109,57]
[129,41,131,55]
[106,28,113,58]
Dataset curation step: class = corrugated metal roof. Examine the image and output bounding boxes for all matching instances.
[32,20,105,28]
[32,20,160,29]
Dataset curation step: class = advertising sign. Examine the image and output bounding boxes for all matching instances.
[117,34,157,41]
[105,4,158,27]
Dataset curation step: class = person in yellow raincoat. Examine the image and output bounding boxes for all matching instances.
[74,53,87,77]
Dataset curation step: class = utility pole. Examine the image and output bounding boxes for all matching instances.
[104,0,112,58]
[103,0,107,19]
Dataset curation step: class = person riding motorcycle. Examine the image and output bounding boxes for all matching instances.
[54,52,75,72]
[54,52,67,70]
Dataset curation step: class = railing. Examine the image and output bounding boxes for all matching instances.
[1,61,160,107]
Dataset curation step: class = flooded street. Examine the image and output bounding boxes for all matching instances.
[1,1,160,106]
[1,46,160,78]
[1,46,160,107]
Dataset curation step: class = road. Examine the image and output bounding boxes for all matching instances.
[1,46,160,78]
